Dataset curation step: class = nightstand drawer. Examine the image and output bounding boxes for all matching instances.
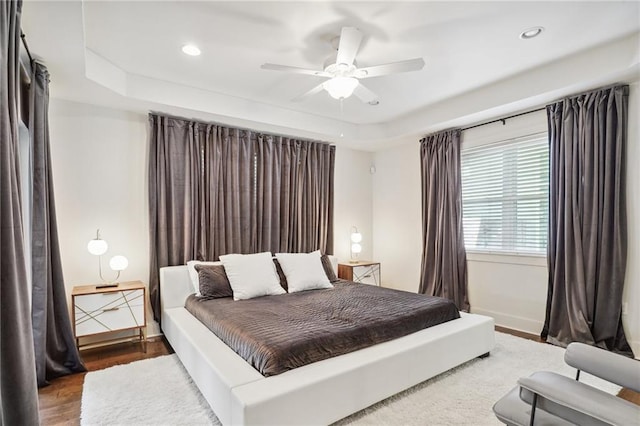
[352,264,380,286]
[74,289,144,337]
[338,261,381,286]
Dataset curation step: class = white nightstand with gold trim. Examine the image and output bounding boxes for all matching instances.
[71,281,146,351]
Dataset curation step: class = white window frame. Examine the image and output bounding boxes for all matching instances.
[460,131,549,257]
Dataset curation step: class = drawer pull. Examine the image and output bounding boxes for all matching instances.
[104,307,120,312]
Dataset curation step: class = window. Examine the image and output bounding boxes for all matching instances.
[461,132,548,255]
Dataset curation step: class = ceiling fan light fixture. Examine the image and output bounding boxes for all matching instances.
[323,77,359,99]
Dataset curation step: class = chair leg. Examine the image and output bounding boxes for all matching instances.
[529,393,538,426]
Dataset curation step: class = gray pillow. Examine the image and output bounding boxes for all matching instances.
[321,254,339,282]
[273,258,289,291]
[194,264,233,299]
[273,254,338,291]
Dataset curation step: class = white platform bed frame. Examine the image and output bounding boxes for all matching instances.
[160,264,495,426]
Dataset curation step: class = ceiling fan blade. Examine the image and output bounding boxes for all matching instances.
[292,82,326,102]
[261,63,332,78]
[357,58,425,79]
[336,27,363,66]
[353,83,379,104]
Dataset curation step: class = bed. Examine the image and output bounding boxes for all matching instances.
[160,260,495,425]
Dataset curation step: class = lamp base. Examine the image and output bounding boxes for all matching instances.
[348,260,360,264]
[96,282,119,289]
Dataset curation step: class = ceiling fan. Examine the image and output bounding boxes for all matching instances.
[261,27,425,104]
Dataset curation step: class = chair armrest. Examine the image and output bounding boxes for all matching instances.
[493,386,574,426]
[565,342,640,392]
[518,371,640,426]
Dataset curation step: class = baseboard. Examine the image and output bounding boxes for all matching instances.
[495,325,541,342]
[471,307,544,336]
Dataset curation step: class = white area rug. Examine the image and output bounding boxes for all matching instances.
[81,332,619,425]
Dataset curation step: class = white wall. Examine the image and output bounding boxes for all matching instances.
[372,90,640,356]
[371,137,422,292]
[48,100,155,333]
[333,147,374,262]
[48,99,374,337]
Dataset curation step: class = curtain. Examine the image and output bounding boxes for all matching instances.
[148,114,335,321]
[201,126,256,257]
[0,0,40,424]
[255,136,334,254]
[419,129,469,311]
[29,61,86,387]
[148,115,202,322]
[543,85,632,355]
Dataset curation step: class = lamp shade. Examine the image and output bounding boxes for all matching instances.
[351,243,362,254]
[109,255,129,271]
[350,232,363,243]
[323,77,359,99]
[87,238,108,256]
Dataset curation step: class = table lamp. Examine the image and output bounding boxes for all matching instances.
[350,226,362,263]
[87,229,128,288]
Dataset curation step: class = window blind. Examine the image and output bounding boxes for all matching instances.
[461,132,549,255]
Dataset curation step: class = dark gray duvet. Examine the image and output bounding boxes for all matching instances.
[185,280,460,376]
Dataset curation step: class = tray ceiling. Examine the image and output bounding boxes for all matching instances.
[21,1,640,150]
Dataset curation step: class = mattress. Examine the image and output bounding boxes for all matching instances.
[185,280,460,376]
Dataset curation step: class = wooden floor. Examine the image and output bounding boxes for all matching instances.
[38,330,639,425]
[38,338,172,426]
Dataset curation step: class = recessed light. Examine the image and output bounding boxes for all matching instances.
[519,27,544,40]
[181,44,201,56]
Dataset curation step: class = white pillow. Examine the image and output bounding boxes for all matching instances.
[186,260,221,295]
[219,252,285,300]
[275,250,333,293]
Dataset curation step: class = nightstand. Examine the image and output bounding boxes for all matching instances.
[71,281,146,351]
[338,261,381,286]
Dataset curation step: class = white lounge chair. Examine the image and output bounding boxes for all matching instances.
[493,342,640,426]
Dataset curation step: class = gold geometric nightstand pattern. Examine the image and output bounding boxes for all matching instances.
[72,281,146,350]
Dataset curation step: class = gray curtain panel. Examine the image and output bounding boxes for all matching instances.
[0,0,40,424]
[148,115,202,322]
[201,126,256,257]
[148,114,335,321]
[543,85,632,355]
[419,129,469,311]
[255,135,335,254]
[29,61,86,386]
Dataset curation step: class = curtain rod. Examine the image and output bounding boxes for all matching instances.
[20,31,33,63]
[148,111,335,147]
[419,106,547,142]
[461,107,546,132]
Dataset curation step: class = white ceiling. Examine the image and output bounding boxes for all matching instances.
[20,1,640,150]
